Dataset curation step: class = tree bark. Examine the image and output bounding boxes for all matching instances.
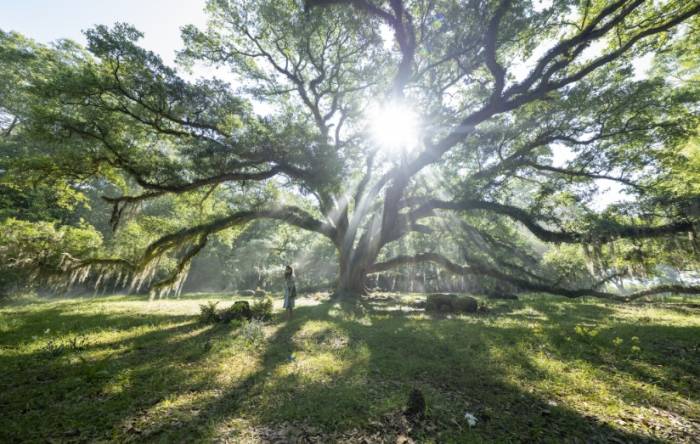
[335,239,374,297]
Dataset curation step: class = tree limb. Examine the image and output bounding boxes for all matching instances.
[408,198,695,243]
[368,252,700,301]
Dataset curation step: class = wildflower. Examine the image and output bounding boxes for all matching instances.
[464,412,478,427]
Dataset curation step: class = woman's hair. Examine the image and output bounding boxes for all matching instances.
[284,265,293,279]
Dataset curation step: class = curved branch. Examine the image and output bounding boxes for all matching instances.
[150,235,208,295]
[307,0,415,95]
[370,1,699,204]
[142,205,336,266]
[408,199,695,243]
[522,162,645,191]
[101,166,288,229]
[484,0,510,100]
[368,252,700,301]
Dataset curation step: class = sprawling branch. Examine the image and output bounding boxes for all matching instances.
[101,166,288,229]
[307,0,416,95]
[372,1,700,205]
[150,235,208,295]
[483,0,510,100]
[504,0,643,100]
[407,199,695,243]
[506,2,700,104]
[142,205,336,267]
[368,252,700,301]
[522,161,644,191]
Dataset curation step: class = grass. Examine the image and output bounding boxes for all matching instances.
[1,292,699,443]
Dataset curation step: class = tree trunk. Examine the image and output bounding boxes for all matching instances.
[334,237,375,297]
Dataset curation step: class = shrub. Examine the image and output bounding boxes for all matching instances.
[220,301,252,323]
[200,300,265,324]
[251,298,273,320]
[198,301,220,324]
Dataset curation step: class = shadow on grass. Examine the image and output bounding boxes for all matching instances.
[0,303,233,442]
[2,295,695,442]
[147,297,671,443]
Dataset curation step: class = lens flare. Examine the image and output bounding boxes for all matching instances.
[367,102,420,153]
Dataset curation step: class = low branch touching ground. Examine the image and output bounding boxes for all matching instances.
[408,199,695,243]
[368,252,700,301]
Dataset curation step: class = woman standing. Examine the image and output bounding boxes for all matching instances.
[283,265,297,319]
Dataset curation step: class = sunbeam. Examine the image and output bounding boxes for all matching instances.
[367,101,420,154]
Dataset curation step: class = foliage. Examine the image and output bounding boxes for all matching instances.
[42,335,89,358]
[0,218,102,296]
[542,245,596,289]
[239,318,267,349]
[219,301,252,323]
[199,299,265,324]
[251,297,274,321]
[198,301,220,324]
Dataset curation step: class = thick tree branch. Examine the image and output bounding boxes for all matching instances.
[368,252,700,301]
[484,0,510,100]
[408,199,695,243]
[142,205,336,267]
[372,1,700,203]
[522,161,644,191]
[507,2,700,104]
[307,0,416,95]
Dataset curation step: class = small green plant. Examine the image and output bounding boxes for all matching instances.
[239,319,266,348]
[251,298,273,321]
[574,324,599,339]
[43,339,65,357]
[42,335,88,358]
[198,301,220,324]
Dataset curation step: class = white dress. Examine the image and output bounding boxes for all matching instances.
[283,277,296,309]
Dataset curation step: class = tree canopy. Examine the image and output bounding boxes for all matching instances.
[1,0,699,299]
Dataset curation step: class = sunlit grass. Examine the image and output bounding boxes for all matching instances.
[1,293,698,442]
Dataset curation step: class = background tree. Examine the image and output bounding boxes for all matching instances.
[1,0,699,299]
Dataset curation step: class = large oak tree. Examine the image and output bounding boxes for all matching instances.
[1,0,700,299]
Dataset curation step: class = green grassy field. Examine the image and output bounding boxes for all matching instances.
[1,292,699,443]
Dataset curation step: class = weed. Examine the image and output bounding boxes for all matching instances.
[239,318,266,348]
[251,298,273,321]
[198,301,220,324]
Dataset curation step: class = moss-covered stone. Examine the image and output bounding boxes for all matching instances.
[220,300,252,322]
[425,293,478,314]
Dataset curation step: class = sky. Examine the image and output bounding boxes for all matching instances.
[1,0,630,209]
[0,0,208,65]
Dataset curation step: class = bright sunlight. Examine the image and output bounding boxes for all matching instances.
[368,101,420,153]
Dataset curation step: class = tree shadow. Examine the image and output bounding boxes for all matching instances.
[145,297,668,443]
[0,302,234,442]
[2,295,694,442]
